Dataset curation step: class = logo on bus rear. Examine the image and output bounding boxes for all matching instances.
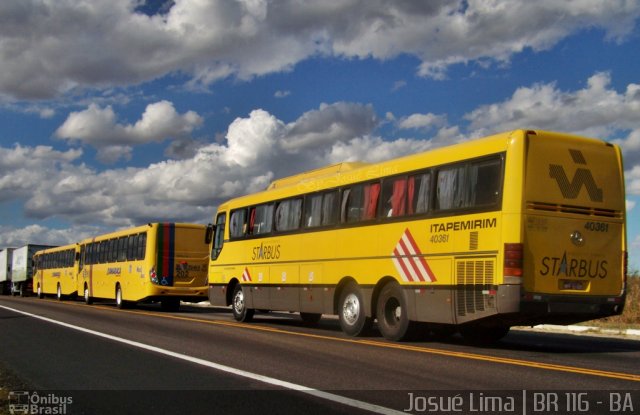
[549,149,603,202]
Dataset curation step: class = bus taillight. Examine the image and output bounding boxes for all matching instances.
[504,243,523,279]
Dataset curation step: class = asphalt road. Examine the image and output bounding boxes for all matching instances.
[1,295,639,414]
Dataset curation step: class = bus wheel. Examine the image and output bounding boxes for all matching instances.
[376,281,415,341]
[338,282,372,337]
[37,284,43,299]
[115,285,127,309]
[56,284,63,301]
[84,285,93,305]
[161,298,180,312]
[460,324,510,344]
[232,284,254,322]
[300,312,322,325]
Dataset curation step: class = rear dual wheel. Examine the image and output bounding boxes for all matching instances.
[376,281,418,341]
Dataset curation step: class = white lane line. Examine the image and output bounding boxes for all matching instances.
[0,304,404,415]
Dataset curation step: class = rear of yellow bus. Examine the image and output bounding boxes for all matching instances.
[518,130,626,325]
[147,223,209,309]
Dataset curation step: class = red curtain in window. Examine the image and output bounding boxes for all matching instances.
[391,179,407,217]
[249,208,256,233]
[364,183,380,220]
[407,176,415,215]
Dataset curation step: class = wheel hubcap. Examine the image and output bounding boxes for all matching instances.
[234,290,244,312]
[342,293,360,325]
[384,298,401,326]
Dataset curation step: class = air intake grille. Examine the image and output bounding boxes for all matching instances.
[455,259,495,316]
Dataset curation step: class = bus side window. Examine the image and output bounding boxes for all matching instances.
[127,235,136,261]
[109,238,118,263]
[304,191,338,228]
[212,213,226,260]
[436,165,466,210]
[409,172,431,215]
[473,158,502,206]
[229,209,247,239]
[341,183,380,223]
[275,198,302,232]
[435,158,502,211]
[250,204,274,235]
[382,177,407,218]
[118,237,127,262]
[137,233,146,260]
[79,245,85,268]
[304,194,323,227]
[322,191,339,226]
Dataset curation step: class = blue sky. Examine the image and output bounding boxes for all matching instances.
[1,0,640,270]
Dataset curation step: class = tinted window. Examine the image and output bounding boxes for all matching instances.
[249,204,274,235]
[341,182,380,223]
[436,158,502,211]
[229,209,247,239]
[275,198,302,232]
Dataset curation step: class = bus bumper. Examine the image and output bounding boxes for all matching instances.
[518,293,625,325]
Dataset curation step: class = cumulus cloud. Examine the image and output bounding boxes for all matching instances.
[463,72,640,193]
[55,100,203,163]
[0,102,437,228]
[0,224,103,247]
[398,113,447,130]
[1,0,638,99]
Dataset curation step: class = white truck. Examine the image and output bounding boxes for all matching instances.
[11,244,56,296]
[0,248,15,295]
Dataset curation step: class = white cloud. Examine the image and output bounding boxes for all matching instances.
[398,113,447,130]
[0,101,452,229]
[1,0,638,99]
[275,90,291,98]
[463,72,640,195]
[627,166,640,196]
[627,199,636,212]
[55,100,203,163]
[0,224,103,247]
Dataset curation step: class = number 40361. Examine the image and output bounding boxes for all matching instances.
[584,222,608,232]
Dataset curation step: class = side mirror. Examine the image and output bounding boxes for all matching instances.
[205,223,214,245]
[75,251,81,262]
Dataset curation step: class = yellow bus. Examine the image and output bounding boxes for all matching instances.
[33,244,79,300]
[79,223,209,311]
[207,130,627,342]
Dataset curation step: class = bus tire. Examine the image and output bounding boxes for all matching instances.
[56,284,63,301]
[231,284,254,322]
[338,282,371,337]
[37,284,43,299]
[300,312,322,325]
[84,285,93,305]
[376,281,415,341]
[161,298,180,312]
[115,284,128,309]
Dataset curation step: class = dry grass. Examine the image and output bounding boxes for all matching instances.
[587,272,639,329]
